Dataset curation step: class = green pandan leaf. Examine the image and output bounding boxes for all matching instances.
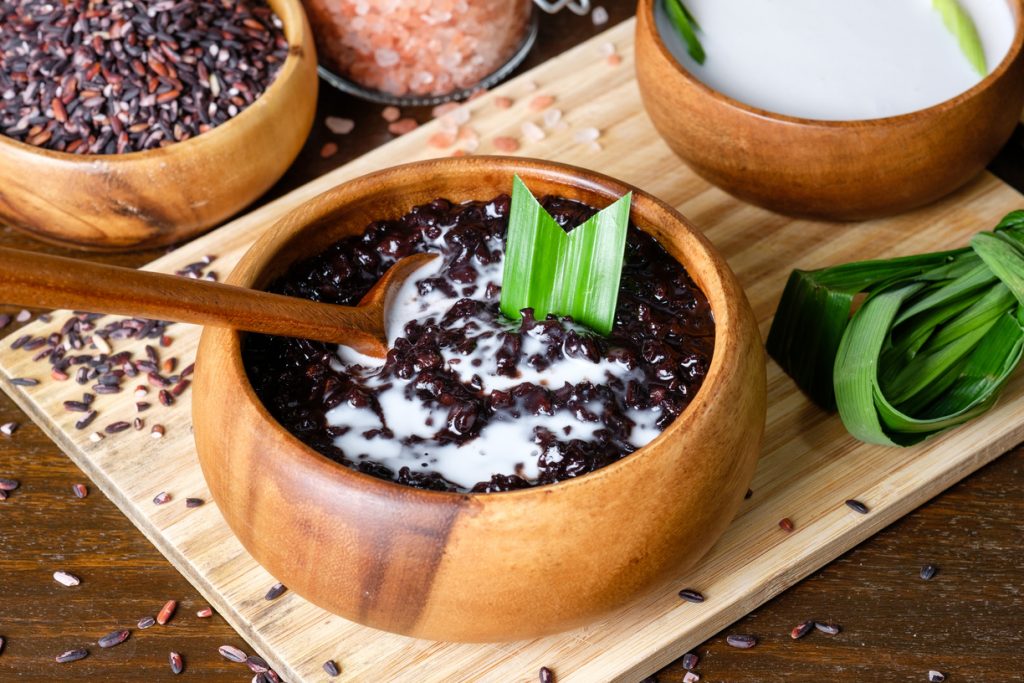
[499,175,631,336]
[665,0,706,65]
[933,0,988,76]
[768,211,1024,447]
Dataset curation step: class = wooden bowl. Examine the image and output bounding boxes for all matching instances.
[0,0,317,251]
[192,157,767,642]
[635,0,1024,221]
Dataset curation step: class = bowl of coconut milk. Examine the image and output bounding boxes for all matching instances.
[635,0,1024,220]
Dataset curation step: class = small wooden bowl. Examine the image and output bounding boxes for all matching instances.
[635,0,1024,221]
[0,0,318,251]
[193,157,767,642]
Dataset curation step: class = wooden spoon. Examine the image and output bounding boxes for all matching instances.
[0,246,437,357]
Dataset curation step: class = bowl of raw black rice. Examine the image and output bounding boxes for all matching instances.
[0,0,318,251]
[192,156,768,642]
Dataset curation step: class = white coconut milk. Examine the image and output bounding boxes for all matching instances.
[656,0,1016,120]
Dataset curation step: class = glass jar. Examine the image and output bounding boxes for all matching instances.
[303,0,547,104]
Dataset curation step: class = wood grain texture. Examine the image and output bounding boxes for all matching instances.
[0,0,318,251]
[0,12,1021,683]
[635,0,1024,221]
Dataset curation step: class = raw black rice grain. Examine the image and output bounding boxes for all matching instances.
[97,629,130,648]
[218,644,247,663]
[845,499,869,514]
[726,634,757,649]
[323,660,340,677]
[55,648,88,663]
[157,600,177,625]
[814,622,841,636]
[678,589,705,603]
[75,411,98,430]
[0,0,289,154]
[246,655,270,673]
[53,570,81,586]
[105,421,131,434]
[790,620,814,639]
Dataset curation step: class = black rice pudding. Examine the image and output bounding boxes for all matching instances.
[243,193,715,493]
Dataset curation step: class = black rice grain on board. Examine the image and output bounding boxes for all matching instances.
[0,0,288,154]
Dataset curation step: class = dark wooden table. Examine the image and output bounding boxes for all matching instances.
[1,4,1022,681]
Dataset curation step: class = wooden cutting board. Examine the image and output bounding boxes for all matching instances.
[3,18,1024,683]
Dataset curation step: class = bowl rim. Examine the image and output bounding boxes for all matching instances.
[210,155,752,503]
[638,0,1024,127]
[0,0,311,163]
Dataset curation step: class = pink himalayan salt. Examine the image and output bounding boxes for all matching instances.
[324,116,355,134]
[388,118,419,136]
[381,106,401,123]
[457,125,480,152]
[607,54,622,67]
[304,0,532,98]
[428,131,456,148]
[494,96,513,109]
[436,105,470,129]
[521,121,545,142]
[431,102,461,119]
[320,142,339,158]
[492,136,520,153]
[529,94,556,111]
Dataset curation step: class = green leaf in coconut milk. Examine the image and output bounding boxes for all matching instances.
[933,0,988,77]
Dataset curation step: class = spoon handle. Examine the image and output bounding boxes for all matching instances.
[0,247,385,350]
